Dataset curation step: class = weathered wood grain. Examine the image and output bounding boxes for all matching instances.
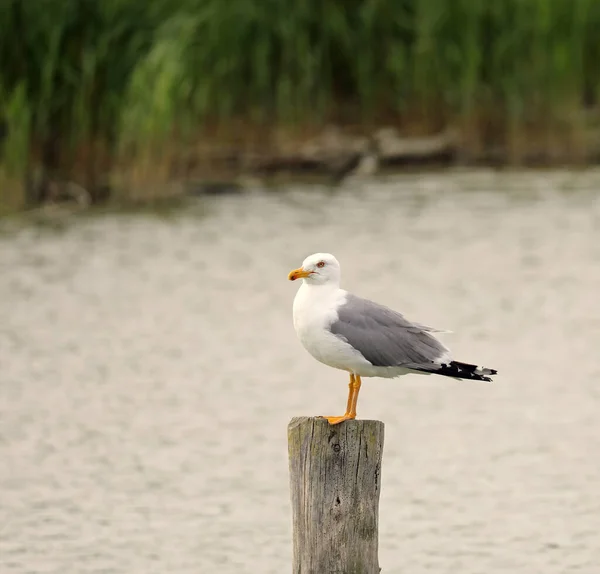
[288,417,385,574]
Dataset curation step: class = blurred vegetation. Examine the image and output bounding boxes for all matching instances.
[1,0,600,211]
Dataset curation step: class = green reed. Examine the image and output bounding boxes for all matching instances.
[1,0,599,208]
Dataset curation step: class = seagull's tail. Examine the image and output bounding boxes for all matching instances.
[436,361,497,382]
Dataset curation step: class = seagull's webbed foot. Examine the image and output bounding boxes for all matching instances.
[321,413,356,425]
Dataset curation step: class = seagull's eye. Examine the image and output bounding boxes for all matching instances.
[316,261,325,268]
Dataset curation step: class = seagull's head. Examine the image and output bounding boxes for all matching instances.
[288,253,341,286]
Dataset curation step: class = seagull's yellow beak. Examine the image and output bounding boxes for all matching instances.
[288,267,313,281]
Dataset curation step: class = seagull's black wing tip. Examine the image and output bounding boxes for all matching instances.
[437,361,498,382]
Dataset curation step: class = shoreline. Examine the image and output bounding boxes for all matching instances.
[3,164,600,230]
[2,120,600,216]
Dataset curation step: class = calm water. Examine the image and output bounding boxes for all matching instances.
[1,169,600,573]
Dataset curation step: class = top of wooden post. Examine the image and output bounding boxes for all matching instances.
[288,416,384,429]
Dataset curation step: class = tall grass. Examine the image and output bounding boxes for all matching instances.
[1,0,600,208]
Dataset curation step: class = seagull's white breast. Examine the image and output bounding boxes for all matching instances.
[292,284,371,373]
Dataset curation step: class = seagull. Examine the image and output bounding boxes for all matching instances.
[288,252,497,425]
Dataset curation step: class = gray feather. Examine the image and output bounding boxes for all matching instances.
[329,293,448,368]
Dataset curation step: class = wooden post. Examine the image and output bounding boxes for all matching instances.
[288,416,385,574]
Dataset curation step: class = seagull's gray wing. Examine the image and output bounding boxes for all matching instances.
[329,293,449,369]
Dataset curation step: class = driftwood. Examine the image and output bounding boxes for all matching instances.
[288,416,385,574]
[253,126,459,179]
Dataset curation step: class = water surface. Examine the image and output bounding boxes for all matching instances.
[1,169,600,573]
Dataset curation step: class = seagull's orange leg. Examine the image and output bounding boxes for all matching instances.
[350,375,362,415]
[322,373,362,425]
[345,373,355,412]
